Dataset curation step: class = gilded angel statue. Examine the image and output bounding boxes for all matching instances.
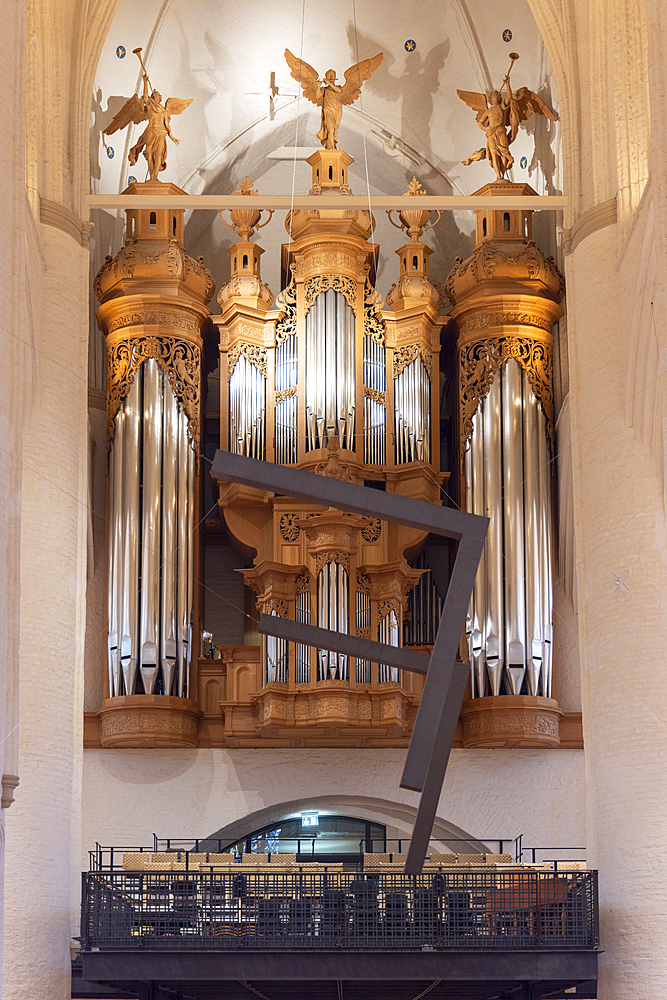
[103,48,192,181]
[285,48,383,149]
[457,53,557,180]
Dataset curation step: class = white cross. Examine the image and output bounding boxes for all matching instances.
[608,569,630,597]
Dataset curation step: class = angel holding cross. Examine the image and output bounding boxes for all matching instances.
[458,53,557,180]
[103,48,192,181]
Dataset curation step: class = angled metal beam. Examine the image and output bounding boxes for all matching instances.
[211,451,488,871]
[211,451,485,542]
[257,615,431,674]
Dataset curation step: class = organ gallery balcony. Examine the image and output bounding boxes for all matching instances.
[78,858,599,1000]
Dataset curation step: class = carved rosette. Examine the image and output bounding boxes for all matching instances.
[107,335,201,452]
[459,334,554,450]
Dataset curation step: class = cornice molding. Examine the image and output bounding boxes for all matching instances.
[561,196,617,256]
[39,198,90,248]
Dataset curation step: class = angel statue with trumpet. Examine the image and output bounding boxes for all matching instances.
[285,48,383,150]
[458,52,557,180]
[104,48,192,181]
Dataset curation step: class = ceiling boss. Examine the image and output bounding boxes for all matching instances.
[458,52,558,180]
[285,48,383,149]
[103,47,193,180]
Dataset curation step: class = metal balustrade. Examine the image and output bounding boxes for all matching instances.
[81,868,598,952]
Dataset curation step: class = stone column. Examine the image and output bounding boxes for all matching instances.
[4,222,90,1000]
[565,214,667,999]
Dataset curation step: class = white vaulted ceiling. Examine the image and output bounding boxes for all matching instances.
[91,0,560,295]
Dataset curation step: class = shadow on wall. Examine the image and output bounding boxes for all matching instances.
[345,24,450,154]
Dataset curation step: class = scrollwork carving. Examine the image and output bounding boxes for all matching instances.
[107,336,200,453]
[361,519,381,543]
[295,573,311,593]
[279,514,301,542]
[393,344,432,381]
[378,599,399,622]
[316,551,350,574]
[275,279,297,344]
[304,274,356,313]
[275,386,297,404]
[363,279,386,346]
[227,342,268,380]
[263,599,289,617]
[356,572,370,593]
[459,336,554,452]
[363,386,386,405]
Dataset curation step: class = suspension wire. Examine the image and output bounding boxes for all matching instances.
[351,0,377,276]
[286,0,307,275]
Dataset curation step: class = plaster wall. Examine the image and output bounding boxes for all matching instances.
[82,747,586,866]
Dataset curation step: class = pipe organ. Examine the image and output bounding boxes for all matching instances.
[94,181,214,747]
[445,181,565,747]
[93,165,566,750]
[213,159,444,741]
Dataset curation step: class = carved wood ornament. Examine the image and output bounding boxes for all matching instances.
[304,274,357,312]
[393,343,433,381]
[107,335,201,452]
[459,335,554,452]
[227,342,268,380]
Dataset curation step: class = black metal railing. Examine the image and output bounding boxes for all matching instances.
[81,869,598,952]
[89,835,536,871]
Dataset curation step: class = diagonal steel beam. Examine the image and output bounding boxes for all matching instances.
[211,451,488,871]
[257,615,431,674]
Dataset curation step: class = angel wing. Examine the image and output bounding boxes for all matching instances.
[339,53,383,106]
[164,97,193,116]
[103,94,147,136]
[284,49,323,106]
[457,89,489,114]
[508,87,558,141]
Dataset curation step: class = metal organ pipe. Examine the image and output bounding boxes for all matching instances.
[501,360,526,695]
[160,382,179,696]
[466,358,554,700]
[229,355,266,459]
[537,400,553,697]
[107,408,122,699]
[306,290,355,451]
[317,561,349,681]
[274,331,297,465]
[107,361,196,701]
[523,372,543,696]
[482,374,504,695]
[394,355,430,464]
[140,359,162,694]
[120,373,141,698]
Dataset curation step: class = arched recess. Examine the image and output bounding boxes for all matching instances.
[203,794,496,856]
